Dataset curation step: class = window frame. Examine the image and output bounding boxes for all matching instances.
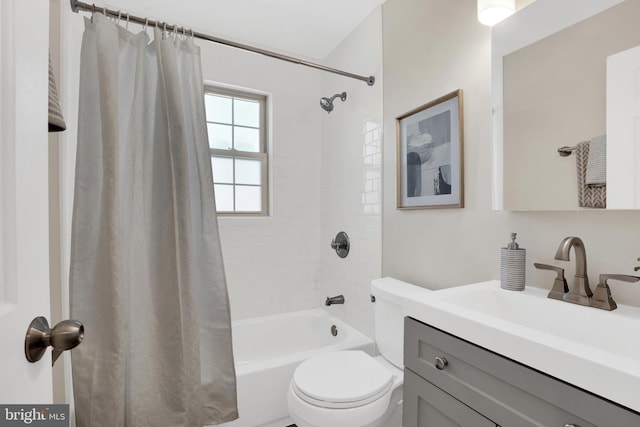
[204,85,269,216]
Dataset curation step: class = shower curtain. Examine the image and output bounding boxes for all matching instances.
[70,14,237,427]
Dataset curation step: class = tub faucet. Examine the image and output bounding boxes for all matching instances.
[554,236,592,306]
[325,295,345,306]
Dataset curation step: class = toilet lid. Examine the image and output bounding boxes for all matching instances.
[292,351,393,409]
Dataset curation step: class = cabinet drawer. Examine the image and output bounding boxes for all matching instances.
[404,317,640,427]
[404,368,496,427]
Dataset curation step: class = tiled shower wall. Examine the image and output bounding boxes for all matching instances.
[214,6,383,325]
[199,43,325,320]
[318,8,383,339]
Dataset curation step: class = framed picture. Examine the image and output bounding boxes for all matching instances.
[396,90,464,209]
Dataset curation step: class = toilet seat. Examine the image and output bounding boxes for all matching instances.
[292,351,393,409]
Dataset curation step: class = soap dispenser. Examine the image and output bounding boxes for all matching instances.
[501,233,526,291]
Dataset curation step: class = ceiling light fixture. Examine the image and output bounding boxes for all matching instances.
[478,0,515,26]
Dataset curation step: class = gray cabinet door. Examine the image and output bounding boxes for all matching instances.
[403,368,496,427]
[404,317,640,427]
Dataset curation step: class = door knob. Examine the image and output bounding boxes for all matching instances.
[25,316,84,366]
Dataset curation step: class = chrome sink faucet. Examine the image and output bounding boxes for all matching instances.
[535,236,640,311]
[554,236,592,306]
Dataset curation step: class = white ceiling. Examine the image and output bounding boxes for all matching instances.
[102,0,386,60]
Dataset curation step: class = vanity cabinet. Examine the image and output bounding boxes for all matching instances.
[403,317,640,427]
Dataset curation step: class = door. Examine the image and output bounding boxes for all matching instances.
[0,0,53,402]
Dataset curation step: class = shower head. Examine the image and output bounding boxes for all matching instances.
[320,92,347,113]
[319,97,334,112]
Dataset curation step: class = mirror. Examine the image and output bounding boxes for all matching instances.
[492,0,640,210]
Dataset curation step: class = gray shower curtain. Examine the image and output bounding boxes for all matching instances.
[70,14,237,427]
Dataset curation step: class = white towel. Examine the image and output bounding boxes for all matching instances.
[585,135,606,186]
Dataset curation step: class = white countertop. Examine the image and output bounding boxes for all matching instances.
[403,280,640,413]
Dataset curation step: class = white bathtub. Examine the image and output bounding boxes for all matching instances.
[216,308,375,427]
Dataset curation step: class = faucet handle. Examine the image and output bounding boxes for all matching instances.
[534,263,564,277]
[534,263,569,300]
[599,274,640,285]
[592,274,640,311]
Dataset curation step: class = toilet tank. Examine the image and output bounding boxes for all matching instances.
[371,278,431,368]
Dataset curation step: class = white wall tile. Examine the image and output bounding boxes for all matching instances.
[199,42,324,320]
[318,8,383,339]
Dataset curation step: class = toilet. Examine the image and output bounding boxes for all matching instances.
[287,278,429,427]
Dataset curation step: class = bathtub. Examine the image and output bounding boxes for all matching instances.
[216,308,375,427]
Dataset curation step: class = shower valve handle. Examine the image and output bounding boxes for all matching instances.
[331,239,344,250]
[330,232,350,258]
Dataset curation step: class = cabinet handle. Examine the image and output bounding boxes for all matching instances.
[435,356,448,370]
[564,424,580,427]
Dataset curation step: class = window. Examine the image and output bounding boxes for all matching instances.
[204,86,268,215]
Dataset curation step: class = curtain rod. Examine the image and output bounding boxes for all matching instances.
[69,0,376,86]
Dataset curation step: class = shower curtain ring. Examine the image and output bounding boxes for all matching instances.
[116,11,121,25]
[125,13,130,31]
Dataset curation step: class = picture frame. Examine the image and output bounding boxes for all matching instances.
[396,89,464,209]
